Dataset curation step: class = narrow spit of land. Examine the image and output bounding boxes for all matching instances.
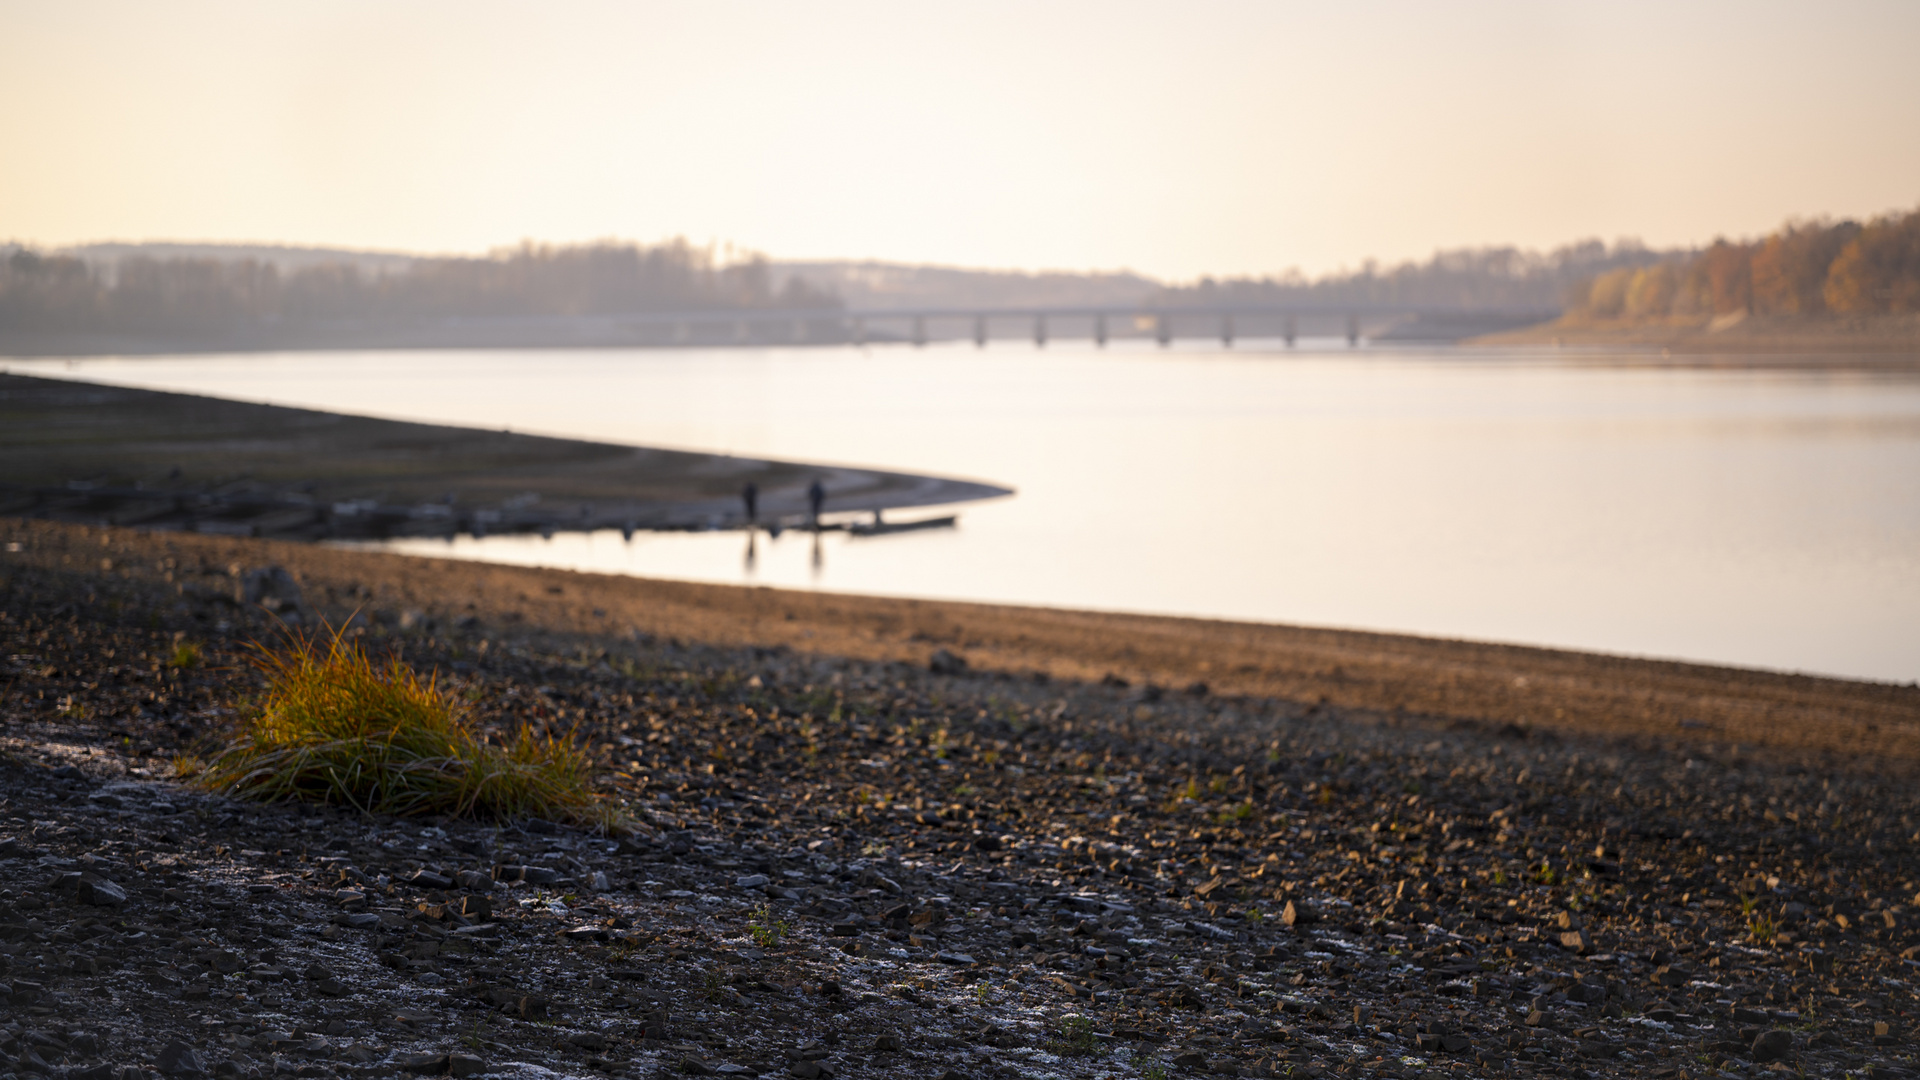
[1,519,1917,1080]
[1473,313,1920,358]
[0,373,1009,538]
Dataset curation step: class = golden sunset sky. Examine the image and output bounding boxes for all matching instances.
[2,0,1916,278]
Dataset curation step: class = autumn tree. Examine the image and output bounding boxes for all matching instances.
[1824,211,1920,314]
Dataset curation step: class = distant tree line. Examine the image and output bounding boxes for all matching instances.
[1151,241,1673,311]
[0,239,839,338]
[1567,207,1920,320]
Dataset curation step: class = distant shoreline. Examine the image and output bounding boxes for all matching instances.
[1473,311,1920,355]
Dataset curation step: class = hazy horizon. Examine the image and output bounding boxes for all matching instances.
[4,0,1917,280]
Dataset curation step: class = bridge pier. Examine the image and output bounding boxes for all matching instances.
[1034,313,1047,348]
[1094,313,1107,348]
[974,314,987,348]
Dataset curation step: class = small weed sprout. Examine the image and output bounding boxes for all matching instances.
[1055,1014,1102,1057]
[168,641,203,670]
[1739,894,1758,916]
[1142,1064,1170,1080]
[748,903,790,948]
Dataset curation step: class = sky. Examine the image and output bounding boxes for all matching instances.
[2,0,1917,280]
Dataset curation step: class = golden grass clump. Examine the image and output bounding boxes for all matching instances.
[201,630,618,829]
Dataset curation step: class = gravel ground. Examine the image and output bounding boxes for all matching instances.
[1,520,1916,1080]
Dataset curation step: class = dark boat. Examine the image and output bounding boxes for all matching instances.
[847,510,958,537]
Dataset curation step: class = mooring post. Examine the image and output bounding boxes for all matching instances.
[851,317,866,347]
[913,314,927,348]
[1347,314,1359,347]
[1221,313,1234,348]
[1094,312,1108,348]
[1034,313,1047,348]
[1156,313,1172,347]
[974,314,988,348]
[1284,315,1296,348]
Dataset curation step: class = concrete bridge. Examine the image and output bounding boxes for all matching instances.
[481,303,1559,348]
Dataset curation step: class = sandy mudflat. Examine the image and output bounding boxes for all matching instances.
[7,518,1913,769]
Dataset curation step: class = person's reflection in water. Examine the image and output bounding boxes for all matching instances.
[743,529,757,574]
[810,530,824,579]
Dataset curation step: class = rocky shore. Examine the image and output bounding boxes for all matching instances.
[1,519,1916,1080]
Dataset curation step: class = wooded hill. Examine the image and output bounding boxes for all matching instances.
[1567,206,1920,321]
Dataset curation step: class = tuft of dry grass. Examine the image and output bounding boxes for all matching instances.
[199,628,620,830]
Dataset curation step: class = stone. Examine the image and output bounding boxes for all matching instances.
[735,874,770,889]
[1282,901,1318,926]
[241,566,304,613]
[455,870,493,892]
[448,1055,486,1078]
[156,1042,207,1077]
[934,951,976,965]
[871,1035,900,1052]
[494,865,561,886]
[567,1033,607,1051]
[80,878,128,906]
[1750,1028,1793,1063]
[409,871,455,890]
[928,649,968,675]
[1558,929,1591,954]
[395,1053,450,1075]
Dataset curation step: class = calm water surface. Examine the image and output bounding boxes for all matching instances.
[12,342,1919,683]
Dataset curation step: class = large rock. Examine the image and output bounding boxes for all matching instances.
[156,1042,206,1077]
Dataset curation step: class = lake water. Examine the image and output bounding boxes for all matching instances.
[10,342,1919,683]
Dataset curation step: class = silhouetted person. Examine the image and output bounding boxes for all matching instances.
[807,479,826,529]
[741,481,758,525]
